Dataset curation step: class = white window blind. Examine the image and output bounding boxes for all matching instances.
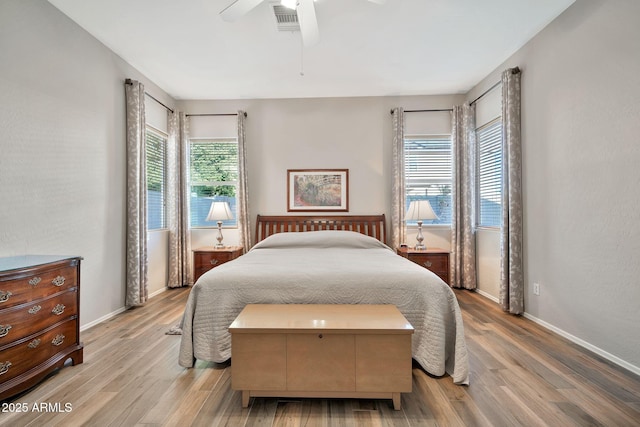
[477,119,502,227]
[404,137,452,225]
[189,139,238,227]
[146,127,167,230]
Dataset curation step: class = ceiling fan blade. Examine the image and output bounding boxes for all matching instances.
[220,0,263,22]
[297,0,319,47]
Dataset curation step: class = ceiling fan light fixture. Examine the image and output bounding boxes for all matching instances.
[281,0,297,10]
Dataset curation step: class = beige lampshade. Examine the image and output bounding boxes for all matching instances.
[206,201,233,222]
[406,200,438,221]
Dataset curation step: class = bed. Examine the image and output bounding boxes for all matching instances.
[178,214,469,385]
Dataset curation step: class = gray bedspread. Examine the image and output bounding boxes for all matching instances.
[178,230,469,385]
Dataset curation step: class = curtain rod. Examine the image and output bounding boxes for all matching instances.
[186,112,247,117]
[390,108,453,114]
[125,78,174,113]
[469,81,501,106]
[469,67,520,106]
[145,93,174,114]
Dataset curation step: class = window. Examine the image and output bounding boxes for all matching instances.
[189,138,238,227]
[404,136,452,225]
[476,119,502,227]
[146,127,167,230]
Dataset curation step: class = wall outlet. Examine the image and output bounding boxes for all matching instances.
[533,282,540,296]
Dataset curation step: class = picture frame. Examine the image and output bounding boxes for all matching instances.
[287,169,349,212]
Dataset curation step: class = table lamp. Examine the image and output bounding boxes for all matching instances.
[206,201,233,248]
[406,200,438,250]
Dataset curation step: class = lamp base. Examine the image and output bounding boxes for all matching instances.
[414,220,426,251]
[215,221,225,248]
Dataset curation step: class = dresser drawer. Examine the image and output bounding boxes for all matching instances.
[0,265,77,309]
[0,318,78,384]
[397,248,450,285]
[0,289,78,346]
[193,247,243,282]
[407,253,448,272]
[194,251,234,268]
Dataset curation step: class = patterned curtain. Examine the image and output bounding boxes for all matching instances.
[500,67,524,314]
[125,79,148,306]
[391,107,406,249]
[167,111,192,287]
[237,111,251,251]
[450,104,477,289]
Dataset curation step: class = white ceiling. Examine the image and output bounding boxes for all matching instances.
[47,0,575,100]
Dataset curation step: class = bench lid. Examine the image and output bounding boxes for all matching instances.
[229,304,414,334]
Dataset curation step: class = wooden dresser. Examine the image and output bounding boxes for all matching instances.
[0,255,83,401]
[397,247,450,285]
[193,246,243,282]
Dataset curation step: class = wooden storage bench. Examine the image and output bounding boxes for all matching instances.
[229,304,414,410]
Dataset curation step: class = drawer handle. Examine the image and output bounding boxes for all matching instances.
[210,259,219,266]
[0,290,11,303]
[52,304,66,315]
[52,334,65,346]
[0,361,11,376]
[28,305,42,315]
[318,334,323,339]
[28,339,41,349]
[423,261,432,268]
[0,325,11,338]
[52,276,66,287]
[29,276,42,286]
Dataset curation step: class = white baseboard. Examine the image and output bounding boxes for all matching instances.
[148,286,168,299]
[471,289,640,377]
[522,312,640,377]
[474,288,499,303]
[80,286,168,332]
[80,306,127,332]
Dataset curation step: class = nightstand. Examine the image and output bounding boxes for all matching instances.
[193,246,243,282]
[396,247,450,285]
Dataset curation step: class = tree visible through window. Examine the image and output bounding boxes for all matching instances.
[189,139,238,227]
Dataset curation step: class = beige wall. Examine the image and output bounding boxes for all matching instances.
[179,95,464,248]
[0,0,175,328]
[467,0,640,373]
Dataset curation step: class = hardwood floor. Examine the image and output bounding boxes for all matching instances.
[1,287,639,426]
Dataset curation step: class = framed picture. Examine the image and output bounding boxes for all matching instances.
[287,169,349,212]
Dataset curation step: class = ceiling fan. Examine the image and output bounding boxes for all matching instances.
[220,0,386,47]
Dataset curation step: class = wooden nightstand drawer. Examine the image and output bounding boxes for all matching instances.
[407,253,448,272]
[194,251,235,267]
[396,247,450,285]
[193,246,243,282]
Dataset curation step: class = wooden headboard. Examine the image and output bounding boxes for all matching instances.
[255,214,387,244]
